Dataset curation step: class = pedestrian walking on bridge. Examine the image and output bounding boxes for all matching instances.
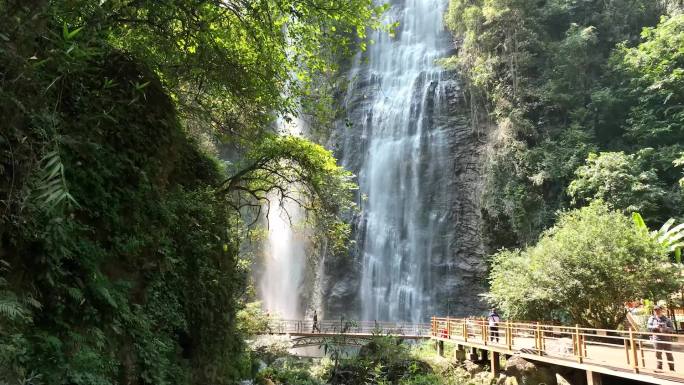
[487,308,501,343]
[312,310,320,333]
[648,305,675,372]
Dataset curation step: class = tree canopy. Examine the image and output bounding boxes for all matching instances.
[568,151,667,218]
[0,1,380,384]
[488,202,676,328]
[444,0,684,246]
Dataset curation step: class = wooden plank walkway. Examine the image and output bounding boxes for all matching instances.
[432,317,684,384]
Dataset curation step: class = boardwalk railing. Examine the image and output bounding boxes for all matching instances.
[431,316,684,378]
[265,319,431,337]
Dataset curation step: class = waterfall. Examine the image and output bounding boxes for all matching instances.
[259,118,309,320]
[260,198,307,319]
[339,0,456,322]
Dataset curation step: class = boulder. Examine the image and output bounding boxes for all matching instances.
[270,357,289,370]
[504,356,557,385]
[463,360,484,376]
[255,359,268,373]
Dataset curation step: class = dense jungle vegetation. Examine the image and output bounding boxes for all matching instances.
[445,0,684,247]
[0,1,383,384]
[443,0,684,326]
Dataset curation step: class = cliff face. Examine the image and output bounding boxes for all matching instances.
[319,27,489,320]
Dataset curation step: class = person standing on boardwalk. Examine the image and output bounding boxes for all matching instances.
[487,308,501,343]
[648,305,675,371]
[312,310,320,333]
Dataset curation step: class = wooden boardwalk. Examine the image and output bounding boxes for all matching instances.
[432,317,684,384]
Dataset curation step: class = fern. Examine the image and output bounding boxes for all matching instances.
[0,260,32,321]
[0,297,27,321]
[33,146,77,211]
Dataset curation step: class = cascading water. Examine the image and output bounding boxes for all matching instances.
[336,0,466,322]
[259,119,309,320]
[260,198,307,319]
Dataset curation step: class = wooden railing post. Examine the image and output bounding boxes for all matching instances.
[624,338,630,366]
[506,321,511,350]
[629,328,639,373]
[463,321,468,343]
[575,325,583,363]
[431,316,436,337]
[446,317,451,339]
[483,318,488,345]
[536,322,542,355]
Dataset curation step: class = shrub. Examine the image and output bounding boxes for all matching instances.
[488,202,677,328]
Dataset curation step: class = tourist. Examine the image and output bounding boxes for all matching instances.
[487,308,501,343]
[265,309,272,334]
[312,310,320,333]
[648,305,675,371]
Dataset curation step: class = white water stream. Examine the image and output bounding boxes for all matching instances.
[342,0,453,322]
[259,119,309,320]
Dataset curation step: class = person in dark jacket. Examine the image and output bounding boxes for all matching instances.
[648,305,675,371]
[487,308,501,343]
[312,310,320,333]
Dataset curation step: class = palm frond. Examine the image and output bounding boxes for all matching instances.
[658,218,676,237]
[632,212,647,230]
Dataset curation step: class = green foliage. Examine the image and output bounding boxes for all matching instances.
[258,363,324,385]
[223,135,357,252]
[615,14,684,146]
[250,339,487,385]
[568,152,667,218]
[27,0,387,140]
[328,335,434,385]
[633,213,684,261]
[237,301,271,337]
[397,374,447,385]
[488,202,677,328]
[1,1,370,384]
[444,0,684,247]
